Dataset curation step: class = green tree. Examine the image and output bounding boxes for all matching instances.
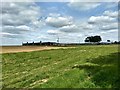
[85,36,102,42]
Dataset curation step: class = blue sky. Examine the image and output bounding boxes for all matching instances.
[0,1,119,45]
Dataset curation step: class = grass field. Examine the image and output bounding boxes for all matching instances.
[1,45,120,88]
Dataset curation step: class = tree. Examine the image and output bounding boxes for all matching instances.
[114,41,118,44]
[85,35,102,42]
[107,40,110,42]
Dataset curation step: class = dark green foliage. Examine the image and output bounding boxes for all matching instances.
[85,35,102,42]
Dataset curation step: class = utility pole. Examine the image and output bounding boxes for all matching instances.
[57,37,59,43]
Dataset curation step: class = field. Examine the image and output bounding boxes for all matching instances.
[0,46,74,54]
[1,45,120,88]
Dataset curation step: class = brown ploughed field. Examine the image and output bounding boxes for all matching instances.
[0,46,73,54]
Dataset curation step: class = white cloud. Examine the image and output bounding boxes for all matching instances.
[1,2,42,35]
[100,23,118,30]
[0,32,17,36]
[107,29,118,33]
[47,30,63,35]
[48,13,61,17]
[37,35,49,39]
[87,10,118,32]
[79,22,95,30]
[68,1,100,11]
[46,14,80,33]
[47,24,80,35]
[103,10,118,18]
[2,25,32,35]
[16,25,31,31]
[88,15,116,24]
[45,15,73,28]
[100,29,118,42]
[2,13,29,26]
[59,24,79,33]
[0,32,18,38]
[83,24,94,30]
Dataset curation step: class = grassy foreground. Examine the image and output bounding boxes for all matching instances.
[1,45,120,88]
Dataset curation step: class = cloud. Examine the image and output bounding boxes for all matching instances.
[100,29,118,42]
[88,10,117,24]
[45,15,73,28]
[46,13,80,34]
[82,9,118,42]
[107,29,118,33]
[1,2,42,35]
[0,32,19,38]
[2,14,29,26]
[48,13,61,17]
[100,23,118,30]
[0,32,17,36]
[47,30,63,35]
[88,16,116,24]
[79,22,95,30]
[16,25,31,31]
[87,10,118,32]
[103,10,118,18]
[37,35,49,40]
[68,1,100,11]
[47,24,80,35]
[2,26,20,34]
[59,24,79,33]
[2,25,34,36]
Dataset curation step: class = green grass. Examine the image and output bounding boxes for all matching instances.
[1,45,120,88]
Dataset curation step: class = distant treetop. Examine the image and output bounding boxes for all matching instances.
[85,35,102,42]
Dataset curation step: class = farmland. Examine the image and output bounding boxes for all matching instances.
[1,45,119,88]
[0,46,74,54]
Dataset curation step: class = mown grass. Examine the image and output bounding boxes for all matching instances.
[1,45,120,88]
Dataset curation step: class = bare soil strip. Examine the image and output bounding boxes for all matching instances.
[0,46,74,54]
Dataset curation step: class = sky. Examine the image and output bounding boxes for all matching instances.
[0,1,119,45]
